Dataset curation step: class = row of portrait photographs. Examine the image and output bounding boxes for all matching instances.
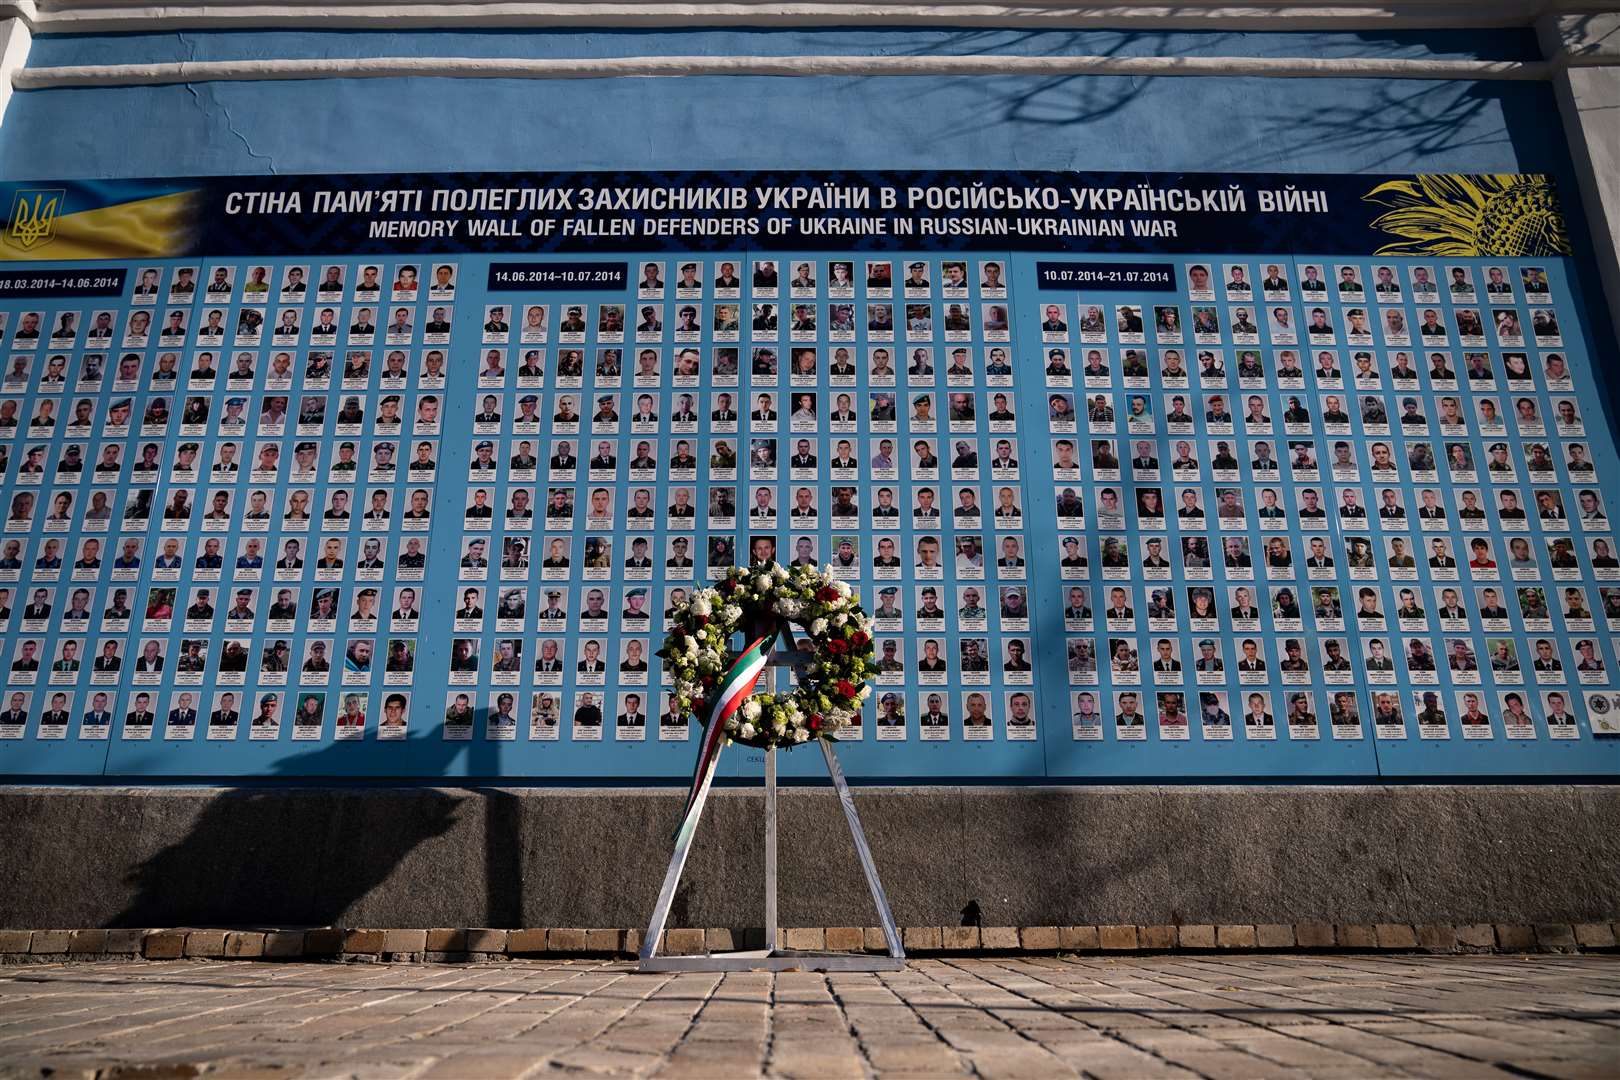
[425,520,1620,604]
[1061,627,1613,694]
[454,345,1028,392]
[10,375,1587,474]
[1,301,1028,352]
[1034,299,1562,351]
[1040,377,1591,440]
[0,341,1584,401]
[0,388,446,440]
[9,533,1617,639]
[8,288,1560,369]
[458,386,1022,439]
[1,347,454,396]
[114,258,1012,308]
[66,300,1033,348]
[3,481,438,530]
[1036,346,1580,399]
[1066,687,1607,742]
[0,530,431,590]
[94,260,1560,309]
[4,682,1613,744]
[3,436,445,494]
[1183,262,1555,304]
[0,683,1059,743]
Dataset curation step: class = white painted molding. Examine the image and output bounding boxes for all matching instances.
[9,53,1563,89]
[0,18,30,125]
[1,0,1618,35]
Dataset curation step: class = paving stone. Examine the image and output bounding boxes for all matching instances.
[1178,924,1216,949]
[586,928,624,953]
[541,927,585,952]
[903,926,942,952]
[1336,924,1377,948]
[1216,925,1257,948]
[824,926,864,952]
[262,930,306,957]
[383,928,429,953]
[1058,925,1099,950]
[183,928,228,957]
[941,925,980,950]
[0,929,32,953]
[223,931,265,958]
[1294,922,1335,948]
[1496,924,1536,950]
[425,928,466,951]
[980,926,1020,950]
[864,926,889,952]
[783,927,825,951]
[1099,924,1138,950]
[703,927,736,952]
[142,930,186,959]
[464,927,508,953]
[1535,923,1578,951]
[28,929,71,954]
[1019,926,1060,951]
[1255,924,1295,948]
[1416,924,1457,951]
[665,928,706,955]
[1374,923,1418,949]
[1573,922,1617,947]
[304,927,344,955]
[342,928,386,955]
[1137,925,1176,949]
[66,929,107,954]
[1455,923,1496,948]
[103,929,147,954]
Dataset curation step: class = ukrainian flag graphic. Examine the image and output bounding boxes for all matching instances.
[0,180,199,260]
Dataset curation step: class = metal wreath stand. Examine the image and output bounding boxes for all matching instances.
[639,616,906,972]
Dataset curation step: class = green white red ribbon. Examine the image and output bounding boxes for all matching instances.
[676,632,774,839]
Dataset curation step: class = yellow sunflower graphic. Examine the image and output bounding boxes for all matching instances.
[1363,173,1571,257]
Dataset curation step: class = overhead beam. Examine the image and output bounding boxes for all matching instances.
[1,0,1615,34]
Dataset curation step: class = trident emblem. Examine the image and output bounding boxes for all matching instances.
[7,189,64,251]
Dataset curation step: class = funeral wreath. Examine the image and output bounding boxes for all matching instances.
[657,561,876,750]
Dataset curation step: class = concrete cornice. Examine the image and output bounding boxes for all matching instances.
[1,0,1618,34]
[9,53,1568,88]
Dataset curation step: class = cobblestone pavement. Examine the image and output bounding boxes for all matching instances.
[0,956,1616,1079]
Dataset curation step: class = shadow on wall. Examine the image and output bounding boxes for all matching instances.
[112,713,523,929]
[878,29,1546,173]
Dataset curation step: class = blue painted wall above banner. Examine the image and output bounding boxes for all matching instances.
[0,169,1613,782]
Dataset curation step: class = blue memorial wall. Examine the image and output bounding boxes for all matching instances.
[0,169,1613,783]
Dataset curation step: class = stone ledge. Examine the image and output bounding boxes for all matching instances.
[3,922,1616,963]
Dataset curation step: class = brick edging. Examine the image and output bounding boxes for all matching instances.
[2,922,1617,962]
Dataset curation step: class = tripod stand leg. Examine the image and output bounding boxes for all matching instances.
[639,746,723,962]
[820,739,905,959]
[765,746,778,952]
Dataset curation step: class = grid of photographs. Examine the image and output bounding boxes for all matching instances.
[1046,259,1616,745]
[455,256,1036,744]
[0,249,1613,768]
[0,261,447,743]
